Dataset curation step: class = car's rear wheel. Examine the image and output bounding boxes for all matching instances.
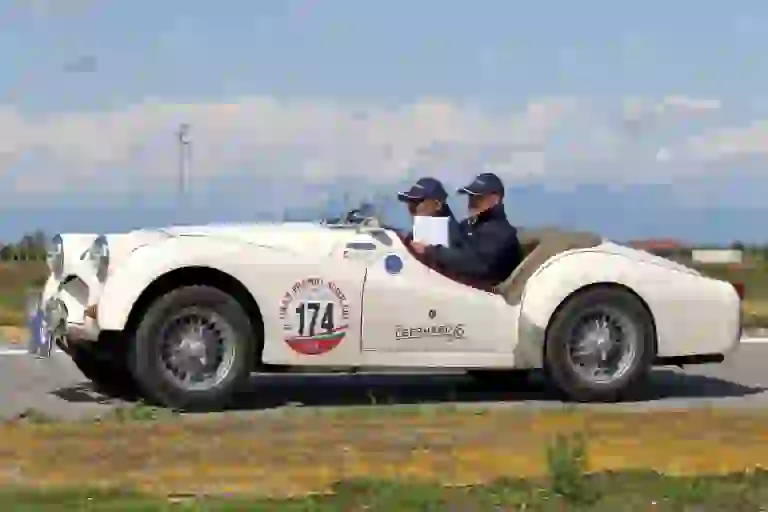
[129,286,257,411]
[543,285,655,402]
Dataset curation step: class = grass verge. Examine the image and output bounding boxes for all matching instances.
[2,467,768,510]
[3,414,768,509]
[1,408,767,498]
[742,298,768,329]
[0,262,46,316]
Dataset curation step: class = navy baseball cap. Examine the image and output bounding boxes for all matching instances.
[397,177,448,203]
[457,172,505,197]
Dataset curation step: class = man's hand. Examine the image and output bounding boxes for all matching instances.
[409,240,427,254]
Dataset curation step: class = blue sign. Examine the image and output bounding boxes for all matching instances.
[384,254,403,274]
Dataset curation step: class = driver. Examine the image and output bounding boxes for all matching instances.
[410,172,522,289]
[397,177,464,248]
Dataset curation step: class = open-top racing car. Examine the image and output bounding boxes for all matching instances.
[27,209,743,410]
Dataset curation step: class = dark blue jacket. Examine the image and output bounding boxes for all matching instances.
[403,205,465,249]
[423,203,522,287]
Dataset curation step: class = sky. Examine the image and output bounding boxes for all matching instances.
[2,0,768,243]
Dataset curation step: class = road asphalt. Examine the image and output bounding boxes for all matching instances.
[0,339,766,420]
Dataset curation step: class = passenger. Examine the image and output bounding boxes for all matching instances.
[409,172,522,289]
[397,177,464,248]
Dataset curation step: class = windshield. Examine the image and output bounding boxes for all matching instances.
[322,201,408,231]
[282,191,412,232]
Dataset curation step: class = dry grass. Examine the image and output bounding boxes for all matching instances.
[0,326,28,344]
[1,408,767,498]
[743,299,768,328]
[0,261,46,327]
[0,261,47,292]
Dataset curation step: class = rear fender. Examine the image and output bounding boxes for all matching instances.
[515,250,666,367]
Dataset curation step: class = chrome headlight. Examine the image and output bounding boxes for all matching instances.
[46,234,64,276]
[89,235,109,277]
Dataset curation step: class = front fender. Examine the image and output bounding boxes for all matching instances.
[516,250,694,367]
[96,236,300,331]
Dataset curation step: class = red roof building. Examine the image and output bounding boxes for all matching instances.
[628,238,685,251]
[627,238,690,260]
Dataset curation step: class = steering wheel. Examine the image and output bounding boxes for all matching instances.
[341,208,383,228]
[341,208,364,224]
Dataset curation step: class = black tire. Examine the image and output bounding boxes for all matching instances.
[129,286,257,411]
[467,369,532,389]
[543,286,655,402]
[70,343,137,397]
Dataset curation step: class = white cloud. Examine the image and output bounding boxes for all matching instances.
[619,95,723,144]
[655,147,673,162]
[12,0,97,19]
[622,95,722,121]
[0,93,731,208]
[683,120,768,161]
[661,95,722,112]
[0,96,582,197]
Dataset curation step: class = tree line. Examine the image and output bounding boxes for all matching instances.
[0,231,48,261]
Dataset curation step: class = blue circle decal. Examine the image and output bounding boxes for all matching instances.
[384,254,403,274]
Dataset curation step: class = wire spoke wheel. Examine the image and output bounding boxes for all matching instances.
[157,307,237,392]
[565,306,638,385]
[544,286,654,402]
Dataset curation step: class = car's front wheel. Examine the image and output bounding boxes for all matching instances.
[70,341,137,397]
[129,286,257,411]
[543,285,655,402]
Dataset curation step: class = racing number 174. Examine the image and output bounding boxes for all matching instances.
[295,301,335,337]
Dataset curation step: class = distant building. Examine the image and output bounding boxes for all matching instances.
[628,238,690,260]
[691,249,743,264]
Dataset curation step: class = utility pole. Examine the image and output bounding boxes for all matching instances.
[177,123,191,206]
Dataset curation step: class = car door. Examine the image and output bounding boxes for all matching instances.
[261,255,368,366]
[359,241,513,353]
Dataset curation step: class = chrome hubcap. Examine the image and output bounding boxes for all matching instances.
[158,308,236,391]
[567,307,638,384]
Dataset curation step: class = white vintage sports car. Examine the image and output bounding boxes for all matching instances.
[27,211,743,411]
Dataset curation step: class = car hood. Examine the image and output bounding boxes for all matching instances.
[127,221,378,257]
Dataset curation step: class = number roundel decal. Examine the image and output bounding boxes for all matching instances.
[278,277,350,355]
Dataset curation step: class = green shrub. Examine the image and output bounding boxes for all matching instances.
[545,431,599,505]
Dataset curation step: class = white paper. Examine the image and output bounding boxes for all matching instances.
[412,216,450,247]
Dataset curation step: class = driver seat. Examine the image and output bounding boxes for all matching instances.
[493,229,602,305]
